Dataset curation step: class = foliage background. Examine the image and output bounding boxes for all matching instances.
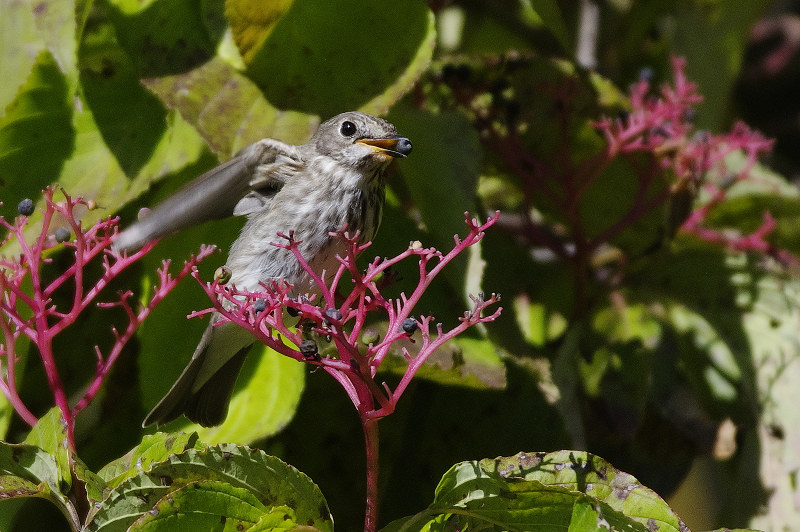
[2,0,800,529]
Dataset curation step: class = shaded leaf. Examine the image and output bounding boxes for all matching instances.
[0,50,74,221]
[192,346,306,445]
[529,0,573,53]
[246,0,435,117]
[0,434,78,528]
[104,0,222,77]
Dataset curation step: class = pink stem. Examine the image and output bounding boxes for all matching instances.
[362,418,380,532]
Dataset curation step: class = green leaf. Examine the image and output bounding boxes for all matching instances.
[104,0,221,77]
[226,0,295,64]
[142,56,318,158]
[24,407,72,494]
[128,480,289,530]
[383,450,686,531]
[387,107,481,255]
[78,10,169,177]
[0,437,78,528]
[73,454,108,506]
[672,2,769,130]
[244,0,435,117]
[192,346,306,445]
[86,443,332,532]
[0,0,78,110]
[97,432,204,487]
[379,334,506,390]
[0,50,74,221]
[528,0,573,53]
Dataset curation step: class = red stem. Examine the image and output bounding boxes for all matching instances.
[362,418,380,532]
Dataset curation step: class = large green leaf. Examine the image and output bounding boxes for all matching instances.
[104,0,222,77]
[191,346,306,445]
[243,0,435,117]
[225,0,294,64]
[0,0,78,110]
[86,442,332,532]
[382,450,686,531]
[97,432,204,487]
[0,50,74,221]
[672,2,769,131]
[142,56,318,158]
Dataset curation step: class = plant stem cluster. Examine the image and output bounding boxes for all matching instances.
[0,188,213,448]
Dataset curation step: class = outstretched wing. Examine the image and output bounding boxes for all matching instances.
[114,139,304,253]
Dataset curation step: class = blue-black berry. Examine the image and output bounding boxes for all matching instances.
[299,339,318,359]
[17,198,34,216]
[324,308,342,322]
[253,299,267,313]
[54,227,70,243]
[401,318,418,334]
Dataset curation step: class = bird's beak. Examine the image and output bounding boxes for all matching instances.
[357,136,413,158]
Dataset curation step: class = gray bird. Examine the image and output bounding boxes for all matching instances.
[116,112,412,427]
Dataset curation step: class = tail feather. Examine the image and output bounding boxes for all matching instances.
[141,354,204,427]
[184,346,250,427]
[142,319,256,427]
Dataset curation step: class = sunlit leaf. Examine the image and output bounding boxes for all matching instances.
[85,442,332,532]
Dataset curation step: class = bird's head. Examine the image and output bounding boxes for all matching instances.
[311,112,412,170]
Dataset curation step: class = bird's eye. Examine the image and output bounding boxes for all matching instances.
[340,121,357,137]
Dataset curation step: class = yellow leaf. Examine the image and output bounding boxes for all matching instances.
[225,0,294,64]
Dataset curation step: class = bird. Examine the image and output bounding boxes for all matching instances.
[114,112,412,427]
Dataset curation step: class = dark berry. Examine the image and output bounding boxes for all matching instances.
[299,340,318,359]
[253,299,266,313]
[54,227,70,243]
[324,308,342,322]
[401,318,418,334]
[17,198,34,216]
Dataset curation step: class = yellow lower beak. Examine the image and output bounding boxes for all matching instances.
[357,137,413,158]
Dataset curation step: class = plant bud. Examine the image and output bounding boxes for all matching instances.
[361,329,380,345]
[214,266,232,284]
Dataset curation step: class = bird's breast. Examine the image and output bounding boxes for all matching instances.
[225,160,386,295]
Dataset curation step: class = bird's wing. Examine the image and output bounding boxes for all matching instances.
[114,139,303,253]
[232,153,306,216]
